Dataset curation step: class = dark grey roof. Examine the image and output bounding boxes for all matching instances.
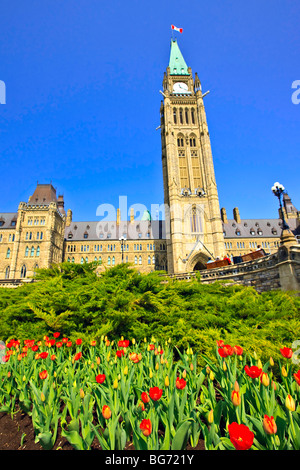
[222,218,299,238]
[0,213,18,229]
[65,220,166,241]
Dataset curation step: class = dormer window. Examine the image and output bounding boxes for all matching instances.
[83,232,88,239]
[68,232,73,239]
[250,229,255,236]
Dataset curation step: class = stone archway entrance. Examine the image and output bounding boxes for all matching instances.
[193,260,206,271]
[187,252,209,272]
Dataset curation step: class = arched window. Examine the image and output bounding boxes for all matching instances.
[30,246,35,257]
[148,255,151,265]
[112,256,115,266]
[190,204,202,233]
[85,257,88,263]
[99,256,102,263]
[134,256,137,265]
[5,266,10,279]
[25,246,29,257]
[36,246,40,257]
[152,255,155,265]
[6,248,11,259]
[68,257,71,262]
[177,137,184,147]
[139,255,142,265]
[80,257,84,264]
[108,256,111,266]
[20,265,26,278]
[71,257,75,263]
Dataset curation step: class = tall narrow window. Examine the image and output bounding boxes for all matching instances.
[173,108,177,124]
[20,265,26,278]
[30,247,35,257]
[139,255,142,265]
[5,266,10,279]
[191,108,195,124]
[6,248,11,259]
[179,108,183,124]
[36,246,40,257]
[185,108,189,124]
[134,256,137,265]
[25,246,29,257]
[112,256,115,266]
[108,256,111,266]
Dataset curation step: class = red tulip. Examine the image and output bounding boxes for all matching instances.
[216,340,224,347]
[233,345,243,356]
[38,352,48,359]
[116,350,125,358]
[176,377,186,390]
[280,347,293,359]
[228,422,254,450]
[294,370,300,386]
[76,338,82,346]
[118,340,130,348]
[244,365,262,379]
[149,386,163,401]
[218,344,233,357]
[55,341,63,348]
[96,374,106,384]
[53,332,60,338]
[140,419,152,437]
[74,352,82,361]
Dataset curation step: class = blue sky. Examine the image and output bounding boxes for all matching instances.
[0,0,299,222]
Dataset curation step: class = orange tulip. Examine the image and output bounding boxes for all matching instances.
[39,370,48,380]
[260,372,270,387]
[231,390,241,406]
[140,419,152,437]
[102,405,112,419]
[263,415,277,435]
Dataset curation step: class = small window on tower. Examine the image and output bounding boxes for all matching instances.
[173,108,177,124]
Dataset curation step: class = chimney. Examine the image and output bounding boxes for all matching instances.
[221,207,228,224]
[233,207,241,224]
[66,209,72,227]
[130,207,134,224]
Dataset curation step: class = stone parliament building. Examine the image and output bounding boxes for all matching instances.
[1,39,299,281]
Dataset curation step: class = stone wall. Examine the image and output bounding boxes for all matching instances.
[168,244,300,293]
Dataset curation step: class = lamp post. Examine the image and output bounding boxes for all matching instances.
[119,236,126,263]
[271,182,290,231]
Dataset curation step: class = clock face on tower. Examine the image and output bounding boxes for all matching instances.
[173,82,189,94]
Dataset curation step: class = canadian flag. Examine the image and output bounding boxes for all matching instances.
[171,24,183,33]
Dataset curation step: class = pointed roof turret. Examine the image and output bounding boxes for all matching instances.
[169,39,189,75]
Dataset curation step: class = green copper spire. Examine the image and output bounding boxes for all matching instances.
[169,39,189,75]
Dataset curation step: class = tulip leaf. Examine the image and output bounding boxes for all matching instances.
[171,419,191,450]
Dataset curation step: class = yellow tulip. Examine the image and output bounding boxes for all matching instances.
[41,392,46,402]
[223,361,227,371]
[96,356,101,365]
[285,394,296,412]
[281,366,288,378]
[208,409,214,424]
[149,368,153,378]
[270,357,274,367]
[209,371,215,381]
[80,388,85,399]
[155,362,159,370]
[190,363,194,371]
[113,378,118,389]
[123,365,128,376]
[165,376,170,387]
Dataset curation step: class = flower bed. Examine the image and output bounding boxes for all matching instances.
[0,335,299,450]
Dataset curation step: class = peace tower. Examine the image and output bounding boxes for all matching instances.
[160,39,225,274]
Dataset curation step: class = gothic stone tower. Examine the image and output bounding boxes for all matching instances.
[160,39,224,274]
